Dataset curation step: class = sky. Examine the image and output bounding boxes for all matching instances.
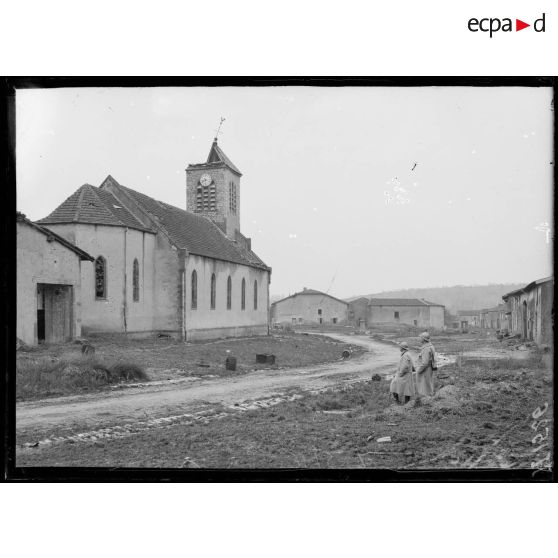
[16,86,553,299]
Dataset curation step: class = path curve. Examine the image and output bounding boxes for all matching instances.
[16,334,400,436]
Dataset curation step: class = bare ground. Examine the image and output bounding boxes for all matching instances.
[16,333,397,449]
[16,332,553,470]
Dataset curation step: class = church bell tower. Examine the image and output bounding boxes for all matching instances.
[186,138,242,240]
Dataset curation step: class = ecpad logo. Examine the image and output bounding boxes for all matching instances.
[468,13,546,37]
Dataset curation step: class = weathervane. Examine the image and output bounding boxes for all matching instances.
[214,117,226,141]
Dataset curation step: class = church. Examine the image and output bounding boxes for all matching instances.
[34,139,272,342]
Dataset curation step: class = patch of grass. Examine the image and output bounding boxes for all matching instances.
[17,332,363,384]
[16,354,149,400]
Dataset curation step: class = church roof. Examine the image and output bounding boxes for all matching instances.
[108,179,268,270]
[37,184,154,233]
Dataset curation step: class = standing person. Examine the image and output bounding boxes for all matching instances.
[415,332,436,396]
[390,342,415,404]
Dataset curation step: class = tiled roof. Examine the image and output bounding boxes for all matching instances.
[503,276,553,299]
[105,179,269,271]
[367,298,444,307]
[272,289,348,306]
[37,184,154,233]
[17,212,94,261]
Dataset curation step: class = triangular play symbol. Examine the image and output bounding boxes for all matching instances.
[516,19,530,31]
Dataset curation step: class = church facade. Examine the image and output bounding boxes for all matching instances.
[37,140,271,341]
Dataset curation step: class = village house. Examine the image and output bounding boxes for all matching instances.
[456,310,482,329]
[271,288,348,326]
[502,277,553,345]
[36,139,271,341]
[348,298,445,329]
[479,305,508,330]
[17,212,94,345]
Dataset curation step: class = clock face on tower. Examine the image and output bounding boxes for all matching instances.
[200,174,212,187]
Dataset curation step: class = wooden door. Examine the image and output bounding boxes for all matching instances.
[44,285,72,343]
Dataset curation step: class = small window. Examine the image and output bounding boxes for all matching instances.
[332,317,337,324]
[319,318,323,324]
[191,270,197,309]
[298,317,302,323]
[413,320,417,326]
[318,308,322,315]
[227,276,232,310]
[132,258,140,302]
[210,273,216,309]
[394,311,400,319]
[292,317,296,324]
[254,280,258,310]
[95,256,107,299]
[241,278,246,310]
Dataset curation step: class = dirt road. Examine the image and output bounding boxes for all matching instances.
[16,334,400,440]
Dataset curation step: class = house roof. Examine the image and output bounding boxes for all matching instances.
[106,179,268,270]
[349,297,370,304]
[17,212,94,261]
[502,276,554,300]
[37,184,155,233]
[367,298,444,307]
[272,289,349,307]
[457,310,482,316]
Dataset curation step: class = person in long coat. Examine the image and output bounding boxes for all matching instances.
[415,332,436,396]
[390,342,415,404]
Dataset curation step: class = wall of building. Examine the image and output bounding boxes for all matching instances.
[185,254,270,340]
[348,298,369,328]
[367,305,444,329]
[506,281,553,345]
[16,222,83,345]
[272,293,348,325]
[44,223,159,334]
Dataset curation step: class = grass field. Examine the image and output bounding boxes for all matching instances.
[17,349,553,469]
[16,331,364,401]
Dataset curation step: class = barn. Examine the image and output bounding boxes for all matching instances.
[16,212,94,345]
[271,288,348,326]
[348,298,445,329]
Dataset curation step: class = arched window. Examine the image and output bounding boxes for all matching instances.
[132,258,139,302]
[210,273,216,309]
[254,280,258,310]
[241,278,246,310]
[227,276,232,310]
[191,270,197,309]
[95,256,106,299]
